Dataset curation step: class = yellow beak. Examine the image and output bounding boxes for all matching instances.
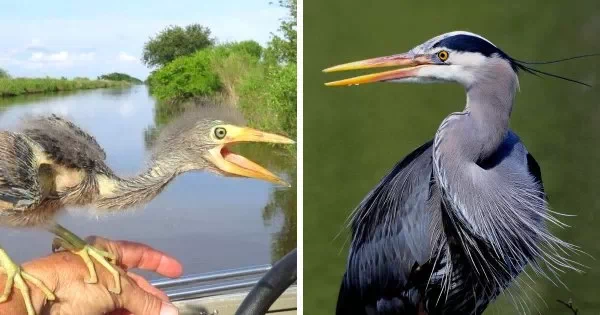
[323,53,433,86]
[205,125,295,187]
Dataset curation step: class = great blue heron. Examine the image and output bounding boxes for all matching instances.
[0,105,294,315]
[324,31,589,314]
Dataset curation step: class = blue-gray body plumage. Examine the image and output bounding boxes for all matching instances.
[338,132,543,315]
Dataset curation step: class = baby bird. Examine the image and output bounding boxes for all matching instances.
[0,105,294,314]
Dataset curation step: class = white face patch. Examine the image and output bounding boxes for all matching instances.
[442,49,489,67]
[406,50,489,86]
[388,77,439,84]
[389,31,516,87]
[416,65,477,86]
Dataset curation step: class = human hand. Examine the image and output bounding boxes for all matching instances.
[9,236,182,315]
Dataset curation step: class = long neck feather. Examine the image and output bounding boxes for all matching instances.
[93,160,178,210]
[431,70,580,306]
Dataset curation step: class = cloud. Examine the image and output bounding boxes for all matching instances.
[31,51,68,62]
[118,52,137,62]
[29,51,95,64]
[0,2,286,78]
[78,52,95,61]
[28,38,43,48]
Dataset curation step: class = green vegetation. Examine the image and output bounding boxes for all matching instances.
[264,0,297,64]
[0,78,130,97]
[146,0,297,138]
[238,62,296,138]
[147,48,226,102]
[142,24,214,68]
[141,0,297,264]
[147,41,261,103]
[237,0,297,137]
[0,68,10,79]
[98,72,143,84]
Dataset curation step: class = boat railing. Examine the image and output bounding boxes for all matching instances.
[151,264,273,301]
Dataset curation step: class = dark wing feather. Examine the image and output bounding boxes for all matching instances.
[0,132,42,212]
[338,140,438,314]
[337,273,368,315]
[526,152,545,196]
[20,115,112,175]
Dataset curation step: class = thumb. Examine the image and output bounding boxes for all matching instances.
[118,281,179,315]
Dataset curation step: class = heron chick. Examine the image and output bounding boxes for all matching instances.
[0,104,294,314]
[325,31,587,314]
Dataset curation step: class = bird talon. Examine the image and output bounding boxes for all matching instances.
[49,228,121,294]
[92,247,117,263]
[84,276,98,284]
[86,246,121,294]
[0,250,54,315]
[21,271,56,301]
[70,245,121,293]
[51,239,63,253]
[108,286,121,294]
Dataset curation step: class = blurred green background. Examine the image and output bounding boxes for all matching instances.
[304,1,600,314]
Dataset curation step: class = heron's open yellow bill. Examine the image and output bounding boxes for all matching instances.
[323,54,433,86]
[206,125,295,187]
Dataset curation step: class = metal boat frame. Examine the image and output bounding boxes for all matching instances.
[151,265,297,314]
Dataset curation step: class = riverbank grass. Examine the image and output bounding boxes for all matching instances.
[0,78,130,97]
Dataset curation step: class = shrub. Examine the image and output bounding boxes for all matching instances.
[147,50,221,101]
[147,41,262,102]
[238,63,296,138]
[98,73,143,84]
[0,68,10,79]
[0,78,129,97]
[142,24,214,68]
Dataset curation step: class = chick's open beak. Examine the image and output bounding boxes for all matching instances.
[323,53,434,86]
[205,125,295,187]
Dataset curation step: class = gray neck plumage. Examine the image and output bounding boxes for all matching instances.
[433,64,518,222]
[430,70,522,298]
[431,65,580,298]
[464,67,517,160]
[94,159,179,210]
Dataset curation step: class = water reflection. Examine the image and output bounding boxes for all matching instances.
[236,144,297,262]
[0,91,81,112]
[0,85,296,277]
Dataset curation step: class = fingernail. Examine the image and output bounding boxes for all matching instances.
[160,302,179,315]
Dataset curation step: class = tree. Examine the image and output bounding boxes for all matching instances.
[265,0,297,64]
[98,72,143,84]
[142,24,215,68]
[228,40,263,59]
[147,49,221,101]
[147,41,262,102]
[0,68,10,79]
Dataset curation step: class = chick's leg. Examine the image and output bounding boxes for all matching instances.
[48,223,121,294]
[0,246,55,315]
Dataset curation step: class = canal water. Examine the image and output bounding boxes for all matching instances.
[0,85,296,279]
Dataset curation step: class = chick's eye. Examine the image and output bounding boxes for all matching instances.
[214,127,227,139]
[438,50,449,62]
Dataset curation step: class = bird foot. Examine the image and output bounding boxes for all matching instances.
[0,253,55,315]
[52,238,121,294]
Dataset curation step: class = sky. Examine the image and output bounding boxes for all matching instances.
[0,0,286,80]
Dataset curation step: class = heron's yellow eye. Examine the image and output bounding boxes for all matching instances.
[437,50,449,62]
[214,127,227,139]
